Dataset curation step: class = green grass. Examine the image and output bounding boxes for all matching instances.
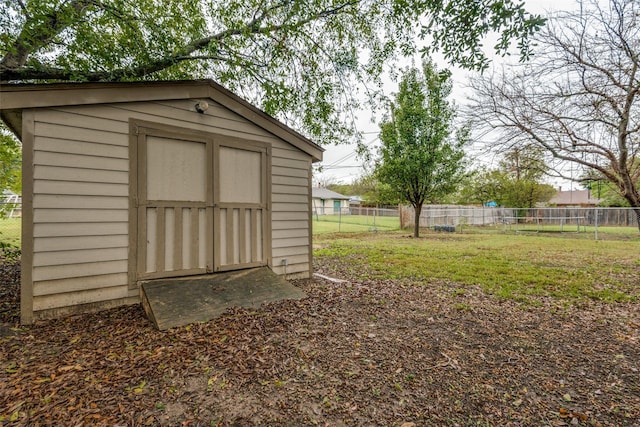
[0,218,21,248]
[314,231,640,304]
[312,214,400,234]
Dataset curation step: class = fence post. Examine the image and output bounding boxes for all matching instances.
[374,206,377,228]
[594,207,598,240]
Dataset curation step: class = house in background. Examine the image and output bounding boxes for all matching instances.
[549,188,601,207]
[348,195,363,208]
[312,188,350,215]
[1,80,323,324]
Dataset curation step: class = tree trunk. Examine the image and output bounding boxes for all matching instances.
[413,204,423,238]
[633,206,640,232]
[621,191,640,231]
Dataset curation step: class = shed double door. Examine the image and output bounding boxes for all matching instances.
[134,123,269,282]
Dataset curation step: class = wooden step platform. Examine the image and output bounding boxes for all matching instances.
[140,267,306,330]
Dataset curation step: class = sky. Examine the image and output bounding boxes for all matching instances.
[314,0,583,189]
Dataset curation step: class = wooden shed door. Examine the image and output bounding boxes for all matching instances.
[132,122,270,283]
[136,129,212,280]
[213,141,269,272]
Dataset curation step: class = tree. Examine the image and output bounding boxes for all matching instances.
[456,146,556,208]
[1,0,544,144]
[457,168,556,208]
[499,145,547,182]
[377,61,467,237]
[468,0,640,229]
[499,176,556,209]
[453,168,502,206]
[0,125,21,195]
[582,160,640,206]
[497,146,556,208]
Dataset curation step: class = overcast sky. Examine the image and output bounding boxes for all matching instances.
[315,0,583,188]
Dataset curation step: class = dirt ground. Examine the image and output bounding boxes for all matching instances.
[1,257,639,426]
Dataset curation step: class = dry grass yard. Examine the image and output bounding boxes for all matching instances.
[1,231,639,426]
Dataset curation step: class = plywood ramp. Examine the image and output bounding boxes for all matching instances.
[140,267,306,330]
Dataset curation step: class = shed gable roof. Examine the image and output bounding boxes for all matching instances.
[0,80,323,162]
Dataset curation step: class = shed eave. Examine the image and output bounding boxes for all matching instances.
[0,110,22,138]
[0,80,324,162]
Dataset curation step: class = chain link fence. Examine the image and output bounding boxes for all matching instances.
[313,204,639,238]
[312,206,400,233]
[401,205,639,238]
[402,205,637,227]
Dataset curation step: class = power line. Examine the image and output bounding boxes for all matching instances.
[322,165,363,169]
[322,136,379,168]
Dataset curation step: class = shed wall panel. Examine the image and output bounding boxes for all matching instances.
[271,193,309,204]
[33,247,128,267]
[271,253,309,265]
[34,165,129,184]
[37,109,129,134]
[272,220,308,230]
[272,237,309,248]
[33,208,128,223]
[272,175,308,186]
[272,228,308,239]
[33,194,128,210]
[33,222,127,237]
[272,211,309,221]
[271,156,310,170]
[34,181,128,196]
[33,273,128,296]
[272,202,310,212]
[35,122,128,146]
[271,146,311,162]
[272,165,309,179]
[33,285,129,311]
[272,262,310,276]
[35,235,128,252]
[272,245,309,258]
[33,260,128,282]
[35,137,129,158]
[34,151,128,171]
[272,184,309,195]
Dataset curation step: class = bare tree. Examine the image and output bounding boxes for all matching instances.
[468,0,640,229]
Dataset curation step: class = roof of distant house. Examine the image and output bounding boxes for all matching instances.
[549,189,601,206]
[312,187,350,200]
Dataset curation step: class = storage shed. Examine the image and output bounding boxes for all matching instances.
[0,80,323,324]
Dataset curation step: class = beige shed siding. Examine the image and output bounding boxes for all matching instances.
[29,97,312,317]
[33,273,127,296]
[30,108,130,314]
[270,148,311,277]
